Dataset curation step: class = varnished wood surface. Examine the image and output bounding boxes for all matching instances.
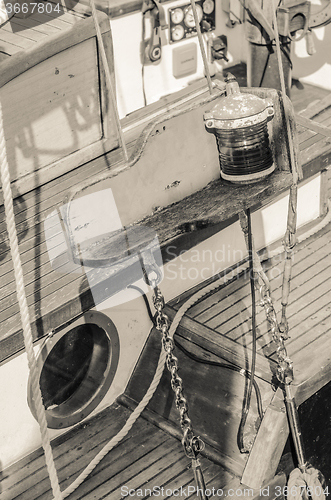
[3,218,329,497]
[124,323,275,477]
[0,6,119,202]
[164,208,331,488]
[1,78,330,499]
[169,218,331,405]
[0,402,237,499]
[0,3,86,61]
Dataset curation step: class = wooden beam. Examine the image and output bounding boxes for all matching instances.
[241,388,289,490]
[296,114,331,138]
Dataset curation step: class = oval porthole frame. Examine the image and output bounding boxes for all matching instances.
[27,310,120,429]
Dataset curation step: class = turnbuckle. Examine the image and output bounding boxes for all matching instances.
[192,457,209,500]
[276,344,293,385]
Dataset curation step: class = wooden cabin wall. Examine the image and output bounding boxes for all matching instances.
[0,10,118,202]
[2,39,102,183]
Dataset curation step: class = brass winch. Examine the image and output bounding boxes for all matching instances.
[204,74,275,184]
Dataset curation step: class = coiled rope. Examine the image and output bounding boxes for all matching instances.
[287,467,326,500]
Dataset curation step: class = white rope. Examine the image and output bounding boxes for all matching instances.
[0,104,63,499]
[62,345,166,496]
[287,467,326,500]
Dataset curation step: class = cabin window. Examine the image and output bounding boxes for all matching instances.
[27,311,120,429]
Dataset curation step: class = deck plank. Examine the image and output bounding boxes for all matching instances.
[221,255,331,344]
[1,402,235,500]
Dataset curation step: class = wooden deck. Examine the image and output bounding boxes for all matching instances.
[1,403,238,499]
[122,219,331,491]
[169,219,331,391]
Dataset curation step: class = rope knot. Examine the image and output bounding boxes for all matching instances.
[287,467,326,500]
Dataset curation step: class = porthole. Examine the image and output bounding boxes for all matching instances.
[27,311,120,429]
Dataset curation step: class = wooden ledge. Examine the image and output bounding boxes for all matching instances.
[65,86,296,258]
[140,170,293,248]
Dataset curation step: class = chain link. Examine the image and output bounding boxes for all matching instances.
[239,210,293,385]
[152,285,205,458]
[258,276,293,384]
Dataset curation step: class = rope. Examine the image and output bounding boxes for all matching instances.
[189,0,214,94]
[0,105,63,499]
[62,348,167,497]
[271,0,300,185]
[237,208,257,453]
[287,468,326,500]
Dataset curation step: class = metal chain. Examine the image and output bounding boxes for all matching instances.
[259,184,298,386]
[152,285,205,458]
[138,249,204,458]
[258,274,293,384]
[239,211,293,385]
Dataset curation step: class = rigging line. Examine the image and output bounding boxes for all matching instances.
[173,337,263,421]
[271,0,300,184]
[89,0,129,163]
[128,284,155,323]
[237,207,257,453]
[189,0,213,95]
[0,105,63,499]
[258,50,270,88]
[141,12,148,107]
